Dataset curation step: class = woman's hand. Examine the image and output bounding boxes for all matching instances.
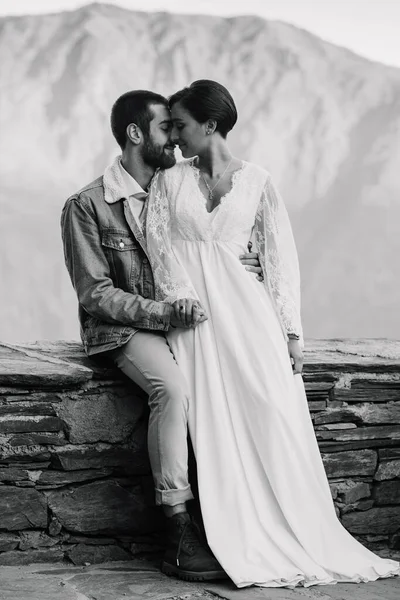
[288,339,303,374]
[171,299,208,328]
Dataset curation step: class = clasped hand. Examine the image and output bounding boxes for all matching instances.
[170,298,208,328]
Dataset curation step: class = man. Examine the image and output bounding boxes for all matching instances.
[61,90,263,581]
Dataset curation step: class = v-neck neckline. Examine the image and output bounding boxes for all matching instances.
[189,159,248,215]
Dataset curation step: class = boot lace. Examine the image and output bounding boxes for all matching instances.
[176,521,202,566]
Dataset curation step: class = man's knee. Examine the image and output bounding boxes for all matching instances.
[148,375,189,413]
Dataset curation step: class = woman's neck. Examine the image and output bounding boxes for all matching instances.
[196,141,233,178]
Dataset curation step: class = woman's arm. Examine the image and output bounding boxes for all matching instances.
[253,174,304,349]
[145,169,207,328]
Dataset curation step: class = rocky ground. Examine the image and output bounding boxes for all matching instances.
[0,556,399,600]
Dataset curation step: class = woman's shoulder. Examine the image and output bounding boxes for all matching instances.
[161,158,194,185]
[241,161,273,190]
[243,160,271,180]
[164,158,194,175]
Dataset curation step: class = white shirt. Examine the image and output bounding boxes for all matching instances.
[119,160,149,230]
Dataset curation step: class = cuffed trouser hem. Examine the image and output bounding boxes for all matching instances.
[155,485,195,507]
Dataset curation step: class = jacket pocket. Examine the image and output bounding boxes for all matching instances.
[101,228,140,289]
[101,229,139,251]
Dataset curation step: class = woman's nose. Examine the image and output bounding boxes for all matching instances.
[170,127,180,143]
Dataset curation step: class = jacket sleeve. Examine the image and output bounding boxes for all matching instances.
[254,174,304,346]
[61,195,172,331]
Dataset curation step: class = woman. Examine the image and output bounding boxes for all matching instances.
[146,80,399,588]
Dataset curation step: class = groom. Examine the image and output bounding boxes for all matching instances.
[61,90,263,581]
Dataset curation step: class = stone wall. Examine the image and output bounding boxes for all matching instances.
[0,339,399,565]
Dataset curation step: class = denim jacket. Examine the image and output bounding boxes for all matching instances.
[61,173,172,356]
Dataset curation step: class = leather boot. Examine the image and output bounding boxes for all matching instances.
[161,512,228,581]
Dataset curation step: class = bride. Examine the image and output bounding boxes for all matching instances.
[145,79,399,588]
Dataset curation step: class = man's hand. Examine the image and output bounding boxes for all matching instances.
[288,339,303,374]
[239,241,263,282]
[170,299,208,329]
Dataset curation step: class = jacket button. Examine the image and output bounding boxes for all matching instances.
[119,241,125,248]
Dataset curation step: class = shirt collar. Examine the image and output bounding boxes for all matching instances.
[103,155,149,204]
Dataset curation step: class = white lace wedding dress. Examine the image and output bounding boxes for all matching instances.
[146,159,399,588]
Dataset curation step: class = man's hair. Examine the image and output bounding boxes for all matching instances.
[110,90,168,149]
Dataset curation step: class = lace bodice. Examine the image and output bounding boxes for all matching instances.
[146,159,303,343]
[163,160,264,242]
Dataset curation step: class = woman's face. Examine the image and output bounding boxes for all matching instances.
[170,101,208,158]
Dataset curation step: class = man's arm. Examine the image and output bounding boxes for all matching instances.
[61,196,173,331]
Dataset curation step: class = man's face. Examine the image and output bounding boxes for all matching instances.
[141,103,176,169]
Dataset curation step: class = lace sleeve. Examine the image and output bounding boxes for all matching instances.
[145,169,197,303]
[254,174,304,346]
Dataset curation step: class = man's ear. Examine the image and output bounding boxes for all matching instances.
[126,123,142,145]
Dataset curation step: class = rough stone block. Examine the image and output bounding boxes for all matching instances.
[0,388,31,396]
[0,487,47,530]
[0,467,28,482]
[329,484,338,500]
[375,459,400,481]
[314,408,361,425]
[319,439,400,452]
[307,401,327,412]
[0,344,93,389]
[315,423,357,430]
[56,392,145,444]
[0,444,51,463]
[66,535,115,545]
[51,445,149,473]
[335,480,371,504]
[334,389,400,402]
[48,480,163,535]
[322,450,377,478]
[347,403,400,424]
[0,402,56,415]
[36,468,113,489]
[340,498,375,514]
[19,531,59,550]
[66,543,131,565]
[379,448,400,460]
[304,381,335,392]
[0,416,64,434]
[316,425,400,442]
[48,516,63,536]
[0,547,64,565]
[130,542,165,555]
[389,531,400,549]
[0,533,19,551]
[374,481,400,505]
[8,432,66,446]
[342,506,400,534]
[352,379,400,389]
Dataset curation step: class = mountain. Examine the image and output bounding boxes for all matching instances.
[1,2,400,342]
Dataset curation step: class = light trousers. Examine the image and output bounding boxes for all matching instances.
[109,331,194,506]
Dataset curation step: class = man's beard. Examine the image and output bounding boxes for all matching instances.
[142,136,176,169]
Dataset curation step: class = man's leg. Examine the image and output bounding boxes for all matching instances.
[108,331,227,581]
[110,330,192,509]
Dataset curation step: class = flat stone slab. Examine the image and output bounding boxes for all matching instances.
[207,576,400,599]
[0,344,93,389]
[0,560,398,600]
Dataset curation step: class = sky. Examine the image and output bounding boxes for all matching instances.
[0,0,399,68]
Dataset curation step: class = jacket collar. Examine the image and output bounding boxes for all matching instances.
[103,155,148,204]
